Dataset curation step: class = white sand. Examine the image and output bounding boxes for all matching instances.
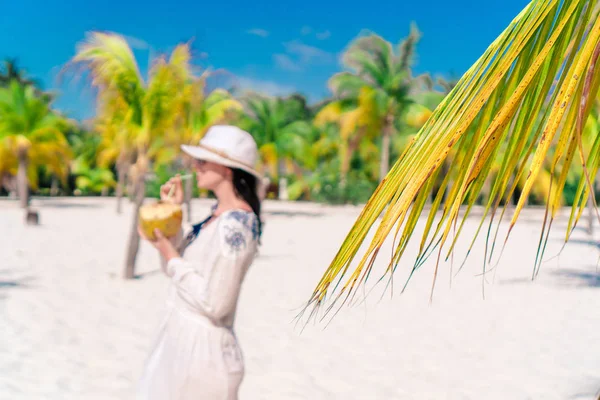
[1,197,599,400]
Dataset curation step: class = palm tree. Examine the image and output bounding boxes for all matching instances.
[0,58,52,102]
[177,84,244,146]
[0,136,17,195]
[330,24,422,181]
[0,80,71,209]
[93,95,135,213]
[0,59,36,87]
[174,81,243,219]
[239,93,313,199]
[66,120,117,196]
[303,0,600,321]
[436,76,460,95]
[69,32,193,279]
[314,87,383,184]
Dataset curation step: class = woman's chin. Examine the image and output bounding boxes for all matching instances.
[195,180,212,191]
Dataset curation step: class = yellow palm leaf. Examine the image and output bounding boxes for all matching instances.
[259,143,279,178]
[314,102,343,126]
[301,0,600,322]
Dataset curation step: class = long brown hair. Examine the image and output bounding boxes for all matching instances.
[231,168,262,238]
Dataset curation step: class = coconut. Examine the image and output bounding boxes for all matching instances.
[138,201,183,240]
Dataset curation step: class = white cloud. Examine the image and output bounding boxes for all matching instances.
[273,54,302,72]
[283,40,335,64]
[247,28,270,38]
[301,26,313,36]
[233,76,296,96]
[316,30,331,40]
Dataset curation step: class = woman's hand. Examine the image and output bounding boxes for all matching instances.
[160,175,184,205]
[138,226,181,263]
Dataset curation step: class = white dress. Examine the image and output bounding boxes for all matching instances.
[137,209,259,400]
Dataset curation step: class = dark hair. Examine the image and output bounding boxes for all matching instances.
[231,168,262,239]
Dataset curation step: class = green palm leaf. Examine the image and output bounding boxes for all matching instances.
[0,80,71,187]
[71,32,145,124]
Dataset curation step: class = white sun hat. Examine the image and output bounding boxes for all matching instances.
[181,125,262,180]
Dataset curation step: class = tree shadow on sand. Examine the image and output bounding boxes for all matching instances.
[35,200,104,209]
[263,210,325,218]
[0,276,36,290]
[133,269,162,279]
[552,269,600,288]
[569,386,600,399]
[566,238,600,250]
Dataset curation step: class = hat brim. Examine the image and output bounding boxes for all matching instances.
[181,144,263,181]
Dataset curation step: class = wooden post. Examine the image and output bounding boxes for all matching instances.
[25,208,39,225]
[17,152,29,208]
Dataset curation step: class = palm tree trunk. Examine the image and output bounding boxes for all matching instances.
[278,178,289,201]
[278,160,288,200]
[340,140,350,187]
[258,176,270,201]
[504,174,515,213]
[2,174,16,197]
[184,177,193,222]
[116,161,127,214]
[127,164,136,203]
[380,116,394,182]
[123,174,145,279]
[17,151,29,208]
[482,175,493,205]
[50,176,59,196]
[183,157,193,222]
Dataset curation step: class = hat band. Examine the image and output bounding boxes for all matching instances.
[197,143,255,170]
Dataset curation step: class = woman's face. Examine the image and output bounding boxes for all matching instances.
[192,160,231,190]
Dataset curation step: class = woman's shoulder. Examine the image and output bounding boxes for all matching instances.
[215,210,260,257]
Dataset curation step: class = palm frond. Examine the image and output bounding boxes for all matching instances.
[314,102,344,126]
[302,0,600,323]
[258,143,279,178]
[168,43,193,83]
[397,22,422,71]
[71,31,145,125]
[329,72,370,99]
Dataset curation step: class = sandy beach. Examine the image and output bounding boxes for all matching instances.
[1,197,599,400]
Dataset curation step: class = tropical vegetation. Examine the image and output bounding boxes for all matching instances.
[1,1,599,281]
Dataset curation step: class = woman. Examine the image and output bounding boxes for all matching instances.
[137,125,263,400]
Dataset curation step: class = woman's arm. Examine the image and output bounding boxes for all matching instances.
[163,215,255,321]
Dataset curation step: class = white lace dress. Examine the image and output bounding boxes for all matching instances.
[137,209,259,400]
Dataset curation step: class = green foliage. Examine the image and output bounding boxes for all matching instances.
[5,23,598,211]
[144,164,202,199]
[71,157,116,195]
[311,169,378,205]
[0,80,71,190]
[237,93,314,179]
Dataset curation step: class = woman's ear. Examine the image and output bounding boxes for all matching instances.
[224,167,234,180]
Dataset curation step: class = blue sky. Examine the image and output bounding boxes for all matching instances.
[1,0,529,120]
